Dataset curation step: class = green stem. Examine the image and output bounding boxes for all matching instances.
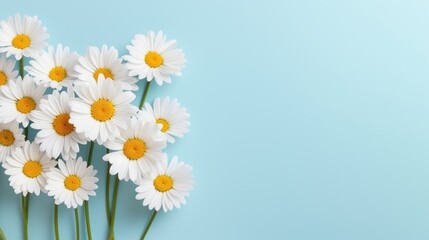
[54,204,59,240]
[23,195,29,240]
[24,127,29,141]
[139,81,152,109]
[84,141,95,240]
[74,208,80,240]
[140,211,158,240]
[84,202,92,240]
[108,177,120,240]
[87,142,95,165]
[105,151,111,223]
[19,58,24,78]
[0,227,6,240]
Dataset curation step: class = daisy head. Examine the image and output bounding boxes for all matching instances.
[103,117,166,182]
[74,45,138,91]
[135,155,194,212]
[31,91,86,160]
[2,141,57,196]
[0,14,48,60]
[46,157,98,209]
[0,53,18,86]
[0,74,46,127]
[69,76,138,144]
[124,31,186,86]
[0,121,25,163]
[139,97,190,143]
[26,44,79,90]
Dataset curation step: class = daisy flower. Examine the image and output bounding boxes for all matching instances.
[74,45,138,91]
[69,76,138,144]
[0,14,48,60]
[139,97,190,143]
[46,157,98,209]
[135,155,193,212]
[123,31,186,86]
[26,44,79,90]
[0,75,46,127]
[0,53,18,86]
[30,91,86,160]
[0,121,25,163]
[103,117,166,182]
[2,141,57,196]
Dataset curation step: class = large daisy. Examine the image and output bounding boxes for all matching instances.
[0,75,46,127]
[74,45,138,91]
[0,53,18,86]
[69,76,138,144]
[31,91,86,160]
[0,121,25,163]
[139,97,190,143]
[26,44,79,90]
[46,157,98,209]
[0,14,48,60]
[123,31,186,86]
[103,117,166,182]
[2,141,57,196]
[135,155,193,212]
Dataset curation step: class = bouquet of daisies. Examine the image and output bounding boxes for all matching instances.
[0,14,194,240]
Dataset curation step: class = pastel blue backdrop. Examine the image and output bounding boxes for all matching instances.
[1,0,429,239]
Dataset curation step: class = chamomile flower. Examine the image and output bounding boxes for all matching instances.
[30,91,86,160]
[69,76,138,144]
[0,14,48,60]
[0,75,46,127]
[2,141,57,196]
[135,155,193,212]
[103,117,166,182]
[0,121,25,163]
[124,31,186,86]
[46,157,98,209]
[139,97,190,143]
[74,45,137,90]
[26,44,79,90]
[0,53,18,86]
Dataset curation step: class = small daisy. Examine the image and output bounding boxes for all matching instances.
[0,53,18,86]
[0,14,48,60]
[46,157,98,209]
[135,155,193,212]
[103,117,166,182]
[0,121,25,163]
[139,97,190,143]
[74,45,138,91]
[2,141,57,196]
[26,44,79,90]
[124,31,186,86]
[0,75,46,127]
[69,76,138,144]
[31,91,86,160]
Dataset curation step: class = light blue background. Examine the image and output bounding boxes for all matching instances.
[1,0,429,239]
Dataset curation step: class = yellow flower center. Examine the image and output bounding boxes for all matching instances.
[145,52,164,68]
[64,175,81,191]
[12,34,31,49]
[23,161,42,178]
[90,99,115,122]
[48,66,67,82]
[156,118,170,132]
[53,113,75,136]
[93,68,114,81]
[153,175,173,192]
[16,97,36,114]
[0,130,14,146]
[0,71,8,85]
[123,138,146,160]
